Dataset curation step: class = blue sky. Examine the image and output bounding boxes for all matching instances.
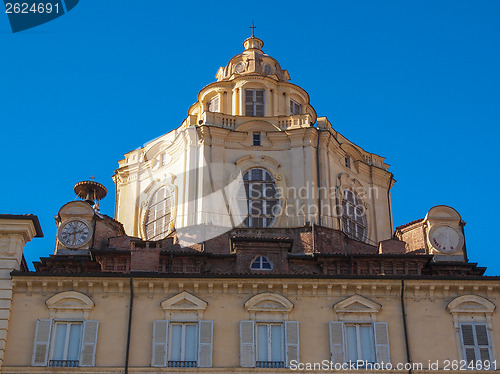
[1,0,499,274]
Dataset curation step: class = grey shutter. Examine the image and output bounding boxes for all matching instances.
[460,324,476,362]
[285,321,299,367]
[374,322,390,364]
[255,90,264,116]
[329,322,345,364]
[152,320,169,367]
[475,324,491,362]
[32,319,52,366]
[240,321,255,367]
[245,90,254,116]
[80,320,99,367]
[198,321,213,367]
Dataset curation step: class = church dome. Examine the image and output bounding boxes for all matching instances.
[215,36,291,83]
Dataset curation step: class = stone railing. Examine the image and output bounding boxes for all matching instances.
[201,112,314,131]
[202,112,237,129]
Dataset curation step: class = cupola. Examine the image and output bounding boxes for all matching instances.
[215,35,290,82]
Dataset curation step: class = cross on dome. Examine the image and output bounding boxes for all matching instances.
[250,22,256,37]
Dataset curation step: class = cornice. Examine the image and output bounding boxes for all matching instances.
[10,276,500,300]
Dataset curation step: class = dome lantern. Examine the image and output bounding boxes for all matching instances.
[243,36,264,51]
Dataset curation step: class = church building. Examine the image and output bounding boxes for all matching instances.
[0,34,497,373]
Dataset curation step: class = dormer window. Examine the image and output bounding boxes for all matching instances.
[207,97,219,113]
[245,89,264,117]
[290,99,301,115]
[251,256,273,270]
[253,133,261,146]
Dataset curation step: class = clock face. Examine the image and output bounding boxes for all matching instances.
[58,219,91,249]
[429,225,463,253]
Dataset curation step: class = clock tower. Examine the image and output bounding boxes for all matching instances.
[394,205,467,263]
[424,205,466,261]
[55,180,107,255]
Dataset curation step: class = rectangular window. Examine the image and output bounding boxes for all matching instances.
[256,323,284,367]
[168,323,198,367]
[329,322,390,366]
[460,323,492,364]
[152,320,213,368]
[207,97,219,112]
[253,132,261,146]
[32,319,99,367]
[240,320,299,368]
[290,99,301,115]
[50,322,82,367]
[245,89,265,117]
[345,156,351,168]
[345,324,376,365]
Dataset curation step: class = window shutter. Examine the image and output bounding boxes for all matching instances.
[479,348,491,362]
[245,90,254,116]
[240,321,255,367]
[329,322,345,364]
[285,321,299,367]
[475,324,491,362]
[32,319,52,366]
[461,324,474,345]
[255,90,264,116]
[475,324,488,345]
[152,320,169,367]
[79,320,99,367]
[374,322,390,364]
[198,321,213,367]
[460,324,476,362]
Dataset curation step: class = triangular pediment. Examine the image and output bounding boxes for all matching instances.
[161,291,207,312]
[172,300,198,308]
[334,294,381,314]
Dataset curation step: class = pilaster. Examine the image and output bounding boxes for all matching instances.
[0,215,42,369]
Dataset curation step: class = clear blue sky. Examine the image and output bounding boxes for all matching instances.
[1,1,499,274]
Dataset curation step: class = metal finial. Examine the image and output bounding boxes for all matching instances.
[89,175,95,181]
[250,22,256,37]
[74,180,107,212]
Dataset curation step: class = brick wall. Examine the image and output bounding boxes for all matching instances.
[130,242,160,272]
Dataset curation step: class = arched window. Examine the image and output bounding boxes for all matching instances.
[342,189,366,241]
[145,187,172,240]
[241,168,278,228]
[251,256,273,270]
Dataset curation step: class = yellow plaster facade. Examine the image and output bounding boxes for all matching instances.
[2,274,500,373]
